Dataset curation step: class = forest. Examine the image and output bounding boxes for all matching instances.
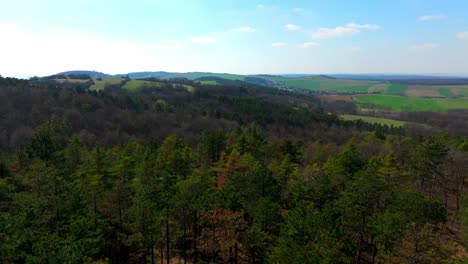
[0,75,467,263]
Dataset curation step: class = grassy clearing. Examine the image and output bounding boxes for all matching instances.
[122,80,164,90]
[177,84,195,93]
[355,94,468,112]
[341,114,407,127]
[199,80,220,85]
[90,78,124,91]
[386,84,407,95]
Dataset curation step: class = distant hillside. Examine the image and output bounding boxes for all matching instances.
[54,71,246,81]
[51,70,468,94]
[57,70,112,78]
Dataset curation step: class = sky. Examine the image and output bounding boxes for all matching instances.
[1,0,468,77]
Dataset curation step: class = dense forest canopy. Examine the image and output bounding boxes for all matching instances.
[0,76,467,263]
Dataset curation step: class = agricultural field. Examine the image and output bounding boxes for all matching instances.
[256,76,468,98]
[461,89,468,96]
[438,88,456,98]
[319,94,354,102]
[368,83,390,93]
[263,76,379,93]
[340,114,407,127]
[405,85,468,98]
[355,94,468,112]
[385,84,407,95]
[445,86,468,97]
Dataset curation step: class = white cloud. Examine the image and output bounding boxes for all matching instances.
[285,24,300,31]
[456,31,468,39]
[272,42,287,47]
[409,43,440,51]
[256,4,264,9]
[299,42,319,48]
[347,23,380,30]
[189,36,217,44]
[418,15,445,22]
[0,23,186,77]
[348,46,363,53]
[293,8,304,13]
[311,23,379,39]
[232,26,256,33]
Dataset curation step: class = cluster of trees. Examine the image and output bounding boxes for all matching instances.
[0,116,466,263]
[0,76,403,151]
[397,110,468,137]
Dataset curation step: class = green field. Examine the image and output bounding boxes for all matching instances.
[386,84,407,95]
[122,80,164,90]
[356,95,468,112]
[438,88,456,97]
[341,114,407,127]
[90,78,124,91]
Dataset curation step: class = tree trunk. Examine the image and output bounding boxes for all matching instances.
[212,227,215,263]
[166,214,170,264]
[151,233,155,264]
[183,219,187,264]
[160,242,164,264]
[166,174,170,264]
[234,243,238,264]
[356,233,363,264]
[371,244,377,264]
[194,213,198,264]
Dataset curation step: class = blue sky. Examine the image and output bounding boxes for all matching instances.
[1,0,467,77]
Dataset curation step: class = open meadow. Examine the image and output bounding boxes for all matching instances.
[355,94,468,112]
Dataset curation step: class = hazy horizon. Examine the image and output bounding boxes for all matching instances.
[1,0,468,77]
[8,71,468,80]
